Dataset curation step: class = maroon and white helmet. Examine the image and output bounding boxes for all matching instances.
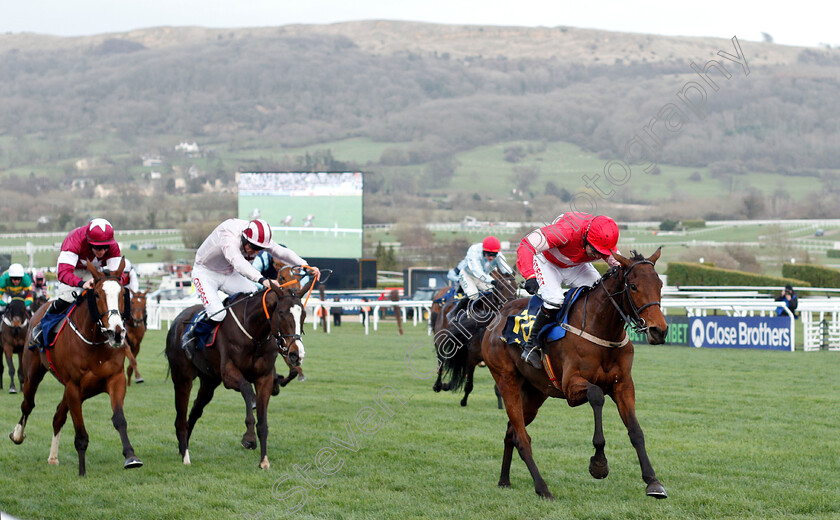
[86,218,116,246]
[243,218,272,248]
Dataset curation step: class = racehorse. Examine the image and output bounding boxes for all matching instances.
[435,270,517,407]
[428,285,452,336]
[165,266,313,469]
[32,294,49,313]
[10,259,143,476]
[125,290,147,385]
[1,298,30,393]
[481,249,668,500]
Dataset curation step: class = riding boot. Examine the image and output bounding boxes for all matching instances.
[520,306,559,369]
[446,296,470,324]
[29,299,72,350]
[181,316,218,350]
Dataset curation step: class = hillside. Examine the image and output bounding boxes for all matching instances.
[1,21,839,230]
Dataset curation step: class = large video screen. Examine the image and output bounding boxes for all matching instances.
[238,172,363,259]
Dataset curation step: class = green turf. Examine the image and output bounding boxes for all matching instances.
[1,322,839,519]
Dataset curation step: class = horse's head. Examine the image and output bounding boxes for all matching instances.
[269,286,306,368]
[2,298,29,332]
[86,257,127,348]
[129,290,147,326]
[490,270,518,302]
[611,248,668,344]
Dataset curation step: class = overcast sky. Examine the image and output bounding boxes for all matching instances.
[1,1,833,48]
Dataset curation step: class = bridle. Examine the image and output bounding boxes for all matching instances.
[2,298,30,332]
[600,259,661,334]
[225,288,303,359]
[128,296,147,328]
[71,275,127,347]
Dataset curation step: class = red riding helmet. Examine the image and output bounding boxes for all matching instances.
[86,218,116,246]
[243,218,273,248]
[482,236,502,253]
[585,216,619,255]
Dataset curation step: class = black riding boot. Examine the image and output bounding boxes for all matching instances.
[29,299,72,350]
[520,306,559,369]
[446,296,471,323]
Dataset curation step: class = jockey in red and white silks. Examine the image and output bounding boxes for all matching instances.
[55,218,123,305]
[517,212,621,309]
[516,212,621,368]
[191,218,319,324]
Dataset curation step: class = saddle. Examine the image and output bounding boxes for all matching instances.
[501,288,586,348]
[29,304,76,352]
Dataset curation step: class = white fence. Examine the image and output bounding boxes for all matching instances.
[146,290,840,350]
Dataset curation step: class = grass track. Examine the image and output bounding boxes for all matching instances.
[1,322,839,519]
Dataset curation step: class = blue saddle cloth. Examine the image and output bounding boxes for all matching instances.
[433,286,463,306]
[501,287,585,347]
[30,303,75,352]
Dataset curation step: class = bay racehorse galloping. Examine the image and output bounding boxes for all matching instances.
[482,249,668,500]
[1,298,30,393]
[436,270,517,407]
[10,259,143,476]
[125,290,147,385]
[166,268,313,469]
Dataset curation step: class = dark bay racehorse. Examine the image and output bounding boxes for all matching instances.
[10,259,143,476]
[436,271,516,407]
[125,290,147,385]
[166,268,313,469]
[481,249,668,500]
[1,298,30,393]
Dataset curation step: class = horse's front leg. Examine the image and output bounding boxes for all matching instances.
[4,346,15,393]
[613,379,667,498]
[254,374,273,469]
[16,351,23,388]
[106,373,142,469]
[586,384,609,479]
[222,364,257,450]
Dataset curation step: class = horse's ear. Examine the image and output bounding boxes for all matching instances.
[612,251,631,268]
[138,291,147,297]
[114,257,126,279]
[648,247,663,265]
[298,272,316,299]
[86,260,102,280]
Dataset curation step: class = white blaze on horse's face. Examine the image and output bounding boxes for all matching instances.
[290,304,305,359]
[102,280,125,342]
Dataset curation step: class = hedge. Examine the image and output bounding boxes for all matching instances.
[666,262,810,287]
[827,250,840,259]
[680,219,706,228]
[782,263,840,288]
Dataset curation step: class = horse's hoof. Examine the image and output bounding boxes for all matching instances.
[135,378,145,384]
[646,481,667,499]
[498,480,511,488]
[10,425,25,444]
[259,457,270,469]
[9,387,16,394]
[297,375,306,382]
[536,490,555,501]
[182,450,191,465]
[589,456,609,479]
[441,383,450,391]
[124,456,143,469]
[47,457,59,466]
[460,399,468,407]
[242,439,257,450]
[432,384,442,393]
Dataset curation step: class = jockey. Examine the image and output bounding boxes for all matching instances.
[32,270,49,300]
[517,212,621,368]
[29,218,122,349]
[182,218,320,348]
[446,236,513,323]
[252,249,280,284]
[120,258,141,293]
[0,263,33,311]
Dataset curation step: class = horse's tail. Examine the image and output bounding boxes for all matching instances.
[437,325,473,393]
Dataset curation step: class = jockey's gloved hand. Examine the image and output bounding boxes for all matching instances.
[523,278,539,295]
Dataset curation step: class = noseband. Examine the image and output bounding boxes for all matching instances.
[601,260,661,334]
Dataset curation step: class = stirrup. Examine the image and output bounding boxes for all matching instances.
[521,345,543,369]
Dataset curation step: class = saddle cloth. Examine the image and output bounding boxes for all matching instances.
[501,287,585,348]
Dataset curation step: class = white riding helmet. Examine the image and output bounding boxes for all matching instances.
[8,263,25,278]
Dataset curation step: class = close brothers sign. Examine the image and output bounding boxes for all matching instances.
[627,316,794,351]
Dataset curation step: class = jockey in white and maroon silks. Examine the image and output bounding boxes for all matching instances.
[446,236,513,323]
[30,218,123,349]
[182,218,320,352]
[516,212,621,368]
